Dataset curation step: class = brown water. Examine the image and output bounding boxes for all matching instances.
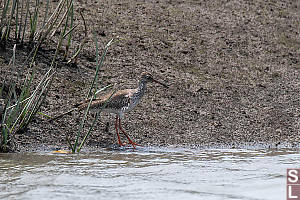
[0,147,299,200]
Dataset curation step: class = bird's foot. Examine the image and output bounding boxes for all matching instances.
[118,141,139,149]
[129,141,139,149]
[117,140,125,147]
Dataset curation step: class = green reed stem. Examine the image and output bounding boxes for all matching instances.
[3,0,17,42]
[21,0,29,44]
[17,0,24,41]
[0,0,10,41]
[87,37,114,98]
[77,89,115,153]
[67,11,86,64]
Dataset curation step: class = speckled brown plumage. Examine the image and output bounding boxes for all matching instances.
[77,89,138,114]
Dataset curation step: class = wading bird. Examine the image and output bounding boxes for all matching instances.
[52,72,168,148]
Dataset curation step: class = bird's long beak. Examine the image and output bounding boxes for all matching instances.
[152,79,169,88]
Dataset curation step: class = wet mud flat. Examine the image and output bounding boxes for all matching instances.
[0,0,299,152]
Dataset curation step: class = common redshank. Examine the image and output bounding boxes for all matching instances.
[74,72,168,148]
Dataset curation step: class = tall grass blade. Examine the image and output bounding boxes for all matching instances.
[14,0,19,41]
[0,79,5,97]
[34,0,66,43]
[4,0,17,41]
[49,0,72,39]
[17,0,24,41]
[1,102,11,151]
[50,1,74,68]
[87,36,114,98]
[21,0,29,44]
[67,11,87,64]
[72,90,95,153]
[77,89,115,153]
[29,0,39,45]
[1,81,14,152]
[42,0,50,29]
[64,0,73,59]
[0,0,10,42]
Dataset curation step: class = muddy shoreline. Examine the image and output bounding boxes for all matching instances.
[1,0,300,152]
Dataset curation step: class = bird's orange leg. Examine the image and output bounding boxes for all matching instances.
[118,118,138,149]
[115,116,124,146]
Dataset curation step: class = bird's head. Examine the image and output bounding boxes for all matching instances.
[141,72,154,82]
[140,72,168,88]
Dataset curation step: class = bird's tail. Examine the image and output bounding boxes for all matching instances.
[48,107,79,122]
[48,98,91,122]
